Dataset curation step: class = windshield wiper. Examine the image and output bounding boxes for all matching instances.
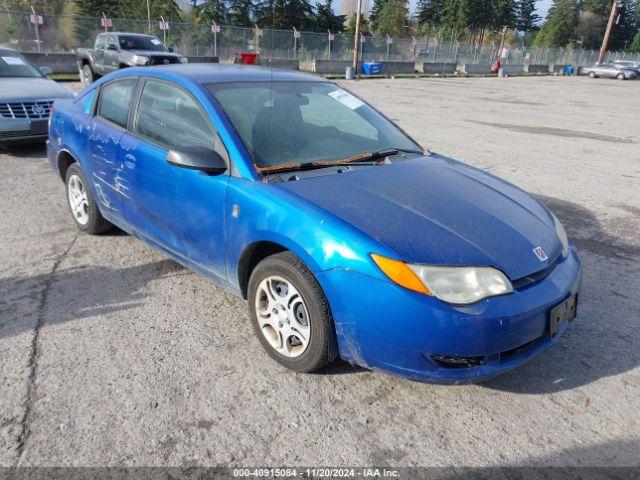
[256,148,424,175]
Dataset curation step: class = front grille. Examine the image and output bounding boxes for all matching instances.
[512,256,559,290]
[148,56,180,66]
[0,101,53,120]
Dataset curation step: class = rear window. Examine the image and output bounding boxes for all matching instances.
[97,79,137,128]
[0,52,42,78]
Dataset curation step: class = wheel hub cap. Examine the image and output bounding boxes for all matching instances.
[67,174,89,226]
[255,276,311,358]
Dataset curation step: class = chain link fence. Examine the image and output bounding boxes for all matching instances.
[2,10,639,66]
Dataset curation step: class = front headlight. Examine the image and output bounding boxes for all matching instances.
[551,212,569,257]
[133,55,149,66]
[371,254,513,305]
[179,56,188,64]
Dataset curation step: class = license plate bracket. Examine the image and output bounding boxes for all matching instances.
[549,294,577,338]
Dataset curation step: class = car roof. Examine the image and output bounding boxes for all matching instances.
[98,32,158,37]
[113,63,326,85]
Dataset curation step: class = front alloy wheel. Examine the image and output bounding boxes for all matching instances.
[255,275,311,358]
[82,64,94,86]
[248,252,338,372]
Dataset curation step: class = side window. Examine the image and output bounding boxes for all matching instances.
[97,78,137,129]
[134,80,216,151]
[95,35,106,51]
[107,35,118,49]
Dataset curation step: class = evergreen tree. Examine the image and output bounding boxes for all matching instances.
[441,0,468,35]
[369,0,388,32]
[630,31,640,52]
[195,0,229,24]
[283,0,315,29]
[515,0,540,32]
[533,0,578,46]
[415,0,444,31]
[374,0,409,36]
[314,0,346,32]
[344,13,370,35]
[492,0,517,30]
[228,0,254,26]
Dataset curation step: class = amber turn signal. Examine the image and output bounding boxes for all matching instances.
[371,254,432,295]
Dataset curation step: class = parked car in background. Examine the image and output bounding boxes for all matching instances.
[47,65,582,384]
[612,60,640,74]
[77,32,188,86]
[582,63,638,80]
[0,47,75,146]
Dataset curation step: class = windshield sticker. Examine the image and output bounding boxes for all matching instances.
[328,89,364,110]
[2,56,26,66]
[151,39,162,45]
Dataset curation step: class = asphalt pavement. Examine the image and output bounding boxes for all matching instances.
[0,76,639,467]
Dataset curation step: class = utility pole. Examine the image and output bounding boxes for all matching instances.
[598,0,622,64]
[352,0,362,76]
[147,0,152,33]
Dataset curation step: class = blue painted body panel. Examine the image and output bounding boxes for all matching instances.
[47,64,582,384]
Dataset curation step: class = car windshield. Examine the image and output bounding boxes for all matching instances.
[207,81,421,170]
[118,35,168,52]
[0,51,43,78]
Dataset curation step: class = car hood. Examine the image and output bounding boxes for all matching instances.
[122,50,181,57]
[0,77,75,101]
[279,153,562,281]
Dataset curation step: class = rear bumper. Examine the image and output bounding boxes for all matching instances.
[317,246,582,384]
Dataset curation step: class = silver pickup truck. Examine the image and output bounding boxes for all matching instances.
[77,32,187,85]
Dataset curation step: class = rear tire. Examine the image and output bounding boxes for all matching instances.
[65,163,113,234]
[588,71,596,78]
[617,73,625,80]
[248,251,338,373]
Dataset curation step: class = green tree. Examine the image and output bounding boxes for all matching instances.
[630,30,640,52]
[369,0,388,32]
[415,0,445,32]
[228,0,254,26]
[534,0,578,47]
[194,0,229,24]
[314,0,346,32]
[515,0,540,32]
[344,13,370,35]
[492,0,517,30]
[374,0,409,36]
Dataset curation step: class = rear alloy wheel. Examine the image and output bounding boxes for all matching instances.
[588,71,596,78]
[82,64,94,86]
[248,252,338,373]
[65,164,112,234]
[617,73,625,80]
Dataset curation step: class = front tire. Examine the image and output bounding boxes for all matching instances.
[617,73,625,80]
[588,71,596,78]
[65,164,112,234]
[248,252,338,373]
[82,64,94,86]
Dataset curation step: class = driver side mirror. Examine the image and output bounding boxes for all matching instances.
[39,66,53,76]
[168,47,174,53]
[167,146,227,174]
[107,44,118,51]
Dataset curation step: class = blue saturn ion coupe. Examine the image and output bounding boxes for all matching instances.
[47,65,582,384]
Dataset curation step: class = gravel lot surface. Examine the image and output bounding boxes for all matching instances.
[1,76,639,467]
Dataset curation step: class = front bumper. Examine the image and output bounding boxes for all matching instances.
[0,118,48,144]
[317,246,582,384]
